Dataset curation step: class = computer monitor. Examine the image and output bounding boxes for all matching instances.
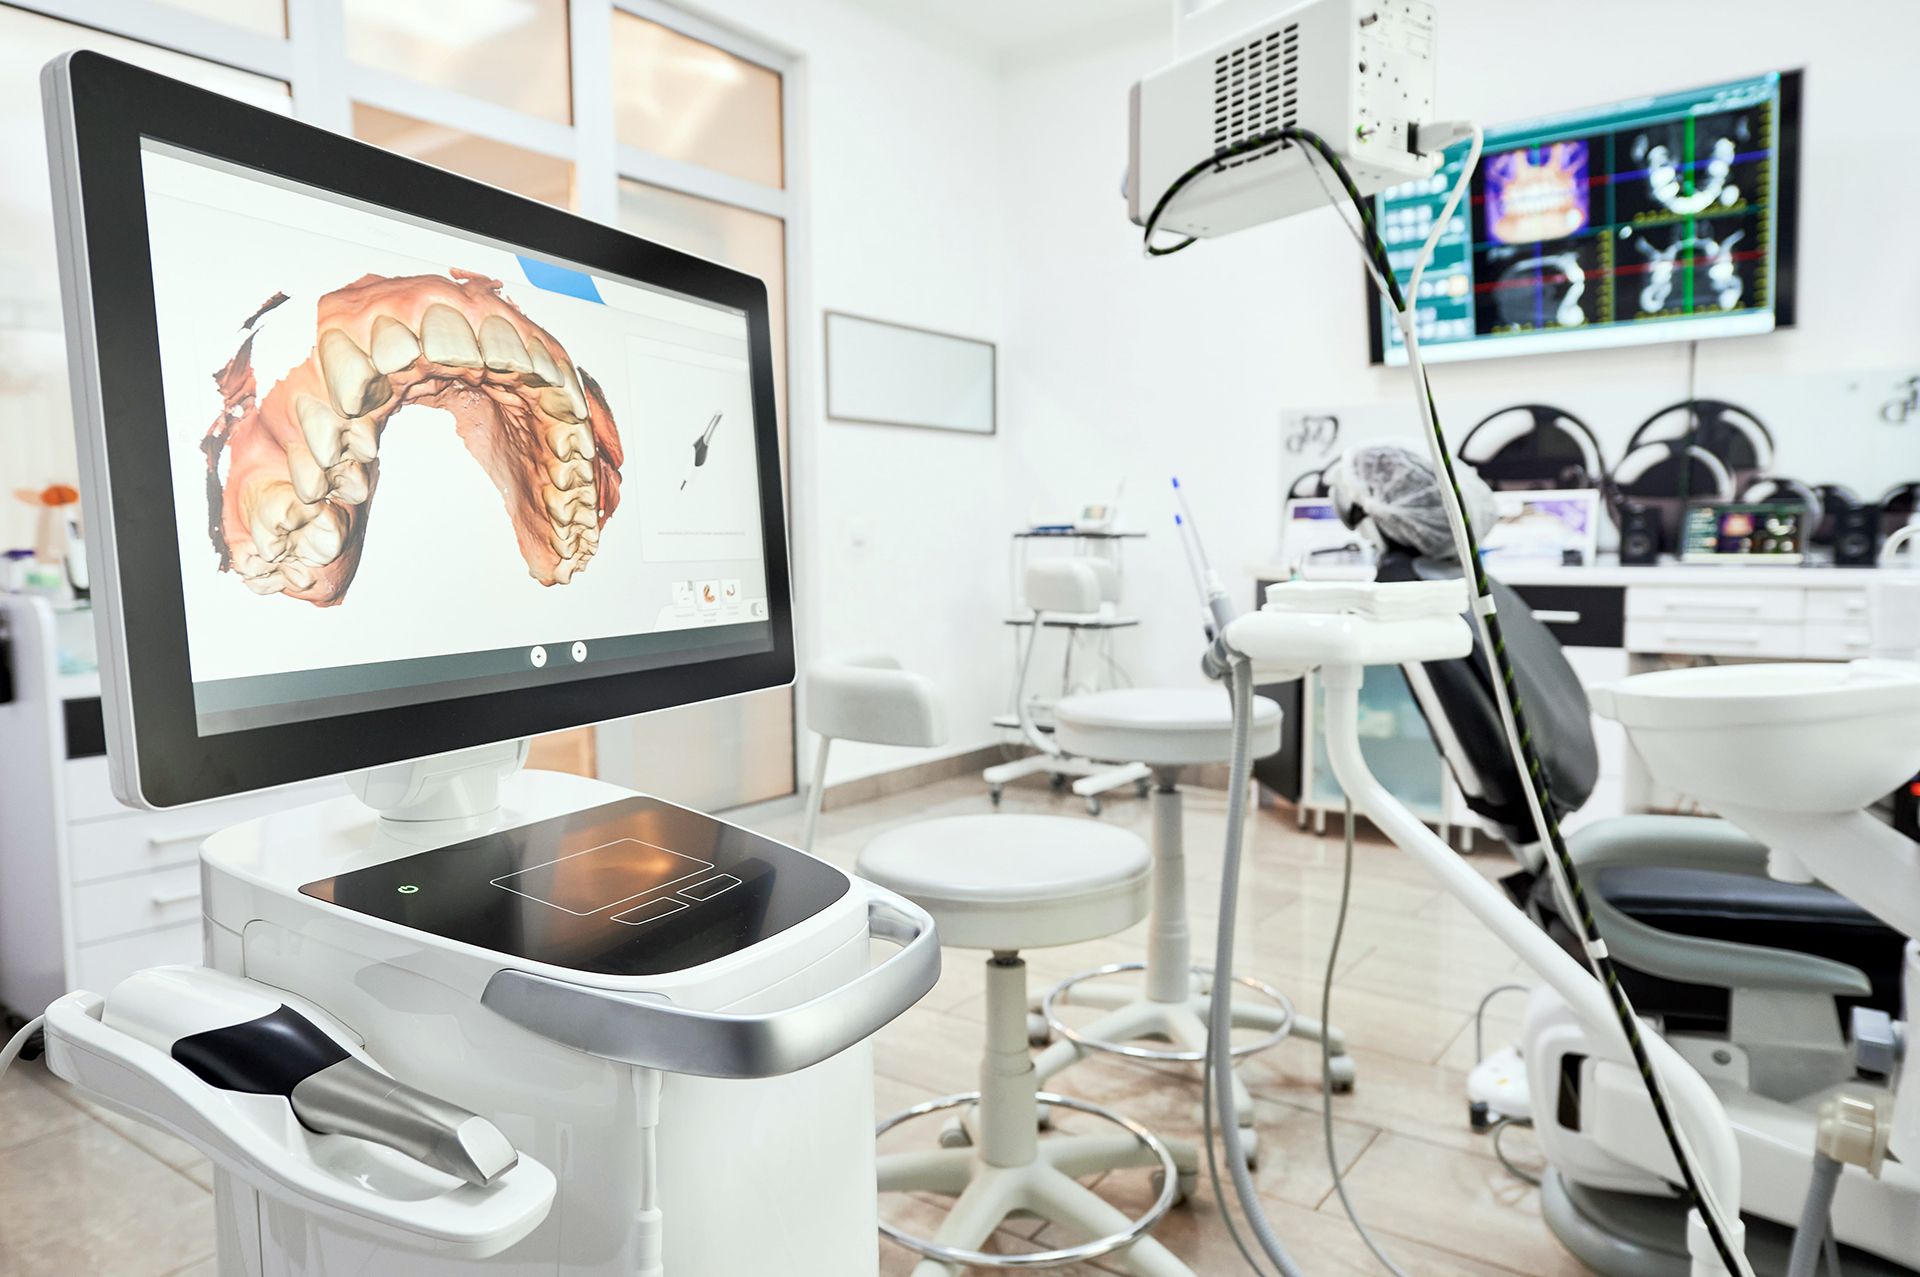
[1680,502,1806,565]
[1368,70,1802,365]
[43,53,794,809]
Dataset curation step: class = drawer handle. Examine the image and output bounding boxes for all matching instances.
[1530,609,1583,625]
[1665,633,1760,646]
[150,887,200,908]
[1661,600,1762,614]
[147,828,222,852]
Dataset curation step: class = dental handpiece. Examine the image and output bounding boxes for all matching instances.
[103,967,517,1186]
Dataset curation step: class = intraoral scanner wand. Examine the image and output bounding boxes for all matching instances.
[681,412,723,490]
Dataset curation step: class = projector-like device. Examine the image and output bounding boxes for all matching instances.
[1128,0,1443,238]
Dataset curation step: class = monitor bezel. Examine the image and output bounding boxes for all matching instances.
[44,51,796,809]
[1365,68,1804,366]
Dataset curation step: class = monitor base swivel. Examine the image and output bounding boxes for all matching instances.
[344,739,531,824]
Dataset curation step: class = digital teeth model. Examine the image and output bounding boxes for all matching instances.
[202,269,624,605]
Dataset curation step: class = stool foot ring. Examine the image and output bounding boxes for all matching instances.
[1042,962,1296,1063]
[877,1092,1184,1271]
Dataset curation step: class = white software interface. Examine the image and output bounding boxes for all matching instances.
[138,142,775,734]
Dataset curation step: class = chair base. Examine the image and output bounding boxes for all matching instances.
[983,753,1153,814]
[1033,963,1352,1154]
[877,1092,1192,1275]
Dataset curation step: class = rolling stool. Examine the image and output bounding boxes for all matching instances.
[1030,687,1355,1161]
[861,815,1197,1277]
[799,655,1195,1276]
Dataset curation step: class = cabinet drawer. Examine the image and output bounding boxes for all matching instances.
[71,863,202,945]
[74,922,201,994]
[1624,619,1807,658]
[63,755,125,823]
[1802,621,1874,661]
[68,809,234,884]
[1509,584,1625,648]
[1804,590,1872,624]
[1627,585,1804,624]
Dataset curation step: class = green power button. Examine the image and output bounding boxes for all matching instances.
[397,884,420,895]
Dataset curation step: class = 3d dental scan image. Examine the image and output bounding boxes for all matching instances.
[204,268,624,605]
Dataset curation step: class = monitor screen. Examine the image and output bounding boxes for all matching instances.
[140,143,774,736]
[1680,503,1806,564]
[47,52,793,807]
[1368,70,1800,365]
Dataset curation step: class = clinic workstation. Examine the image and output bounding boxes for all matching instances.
[1,1,1918,1275]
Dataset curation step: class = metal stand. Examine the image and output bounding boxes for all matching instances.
[875,953,1195,1276]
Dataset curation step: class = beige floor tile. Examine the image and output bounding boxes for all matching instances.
[0,1117,213,1276]
[1338,944,1537,1016]
[1071,1173,1546,1276]
[1324,1131,1584,1276]
[0,1065,86,1154]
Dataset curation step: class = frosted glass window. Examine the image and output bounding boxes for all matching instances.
[615,179,792,808]
[0,5,288,551]
[345,0,572,124]
[618,180,789,461]
[155,0,286,37]
[352,103,576,209]
[612,13,783,188]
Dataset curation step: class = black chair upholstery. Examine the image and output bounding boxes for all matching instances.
[1374,546,1907,1029]
[1375,549,1597,844]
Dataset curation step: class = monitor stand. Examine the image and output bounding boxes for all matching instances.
[344,739,532,825]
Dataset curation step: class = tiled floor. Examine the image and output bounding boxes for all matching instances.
[0,773,1583,1277]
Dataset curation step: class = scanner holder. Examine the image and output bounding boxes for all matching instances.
[42,975,556,1257]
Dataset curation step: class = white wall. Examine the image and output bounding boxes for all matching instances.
[689,0,1021,785]
[995,0,1920,695]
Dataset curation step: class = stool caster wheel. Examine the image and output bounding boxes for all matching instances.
[1326,1055,1358,1094]
[1134,778,1151,798]
[1152,1168,1200,1208]
[1085,796,1103,816]
[1049,773,1069,792]
[1238,1126,1260,1169]
[1027,1011,1053,1047]
[1036,1102,1054,1131]
[938,1116,973,1149]
[988,785,1004,808]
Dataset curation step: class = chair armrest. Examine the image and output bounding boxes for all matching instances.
[1570,816,1872,998]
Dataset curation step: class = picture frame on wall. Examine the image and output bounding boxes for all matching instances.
[824,310,996,435]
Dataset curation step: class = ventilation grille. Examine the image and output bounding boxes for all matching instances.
[1212,23,1299,170]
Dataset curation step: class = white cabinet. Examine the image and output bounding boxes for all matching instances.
[0,596,331,1019]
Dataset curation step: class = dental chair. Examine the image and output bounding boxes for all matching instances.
[1381,544,1916,1276]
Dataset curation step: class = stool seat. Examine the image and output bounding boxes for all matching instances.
[1054,687,1282,767]
[857,815,1149,951]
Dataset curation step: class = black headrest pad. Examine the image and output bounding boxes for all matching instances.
[1379,550,1598,841]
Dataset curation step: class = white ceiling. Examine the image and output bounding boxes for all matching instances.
[836,0,1167,61]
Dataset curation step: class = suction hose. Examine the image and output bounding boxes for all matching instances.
[1206,651,1307,1277]
[1785,1153,1842,1277]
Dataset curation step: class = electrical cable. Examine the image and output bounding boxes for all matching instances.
[1474,983,1530,1065]
[1321,799,1414,1277]
[1489,1117,1543,1187]
[1145,125,1754,1277]
[0,1017,46,1084]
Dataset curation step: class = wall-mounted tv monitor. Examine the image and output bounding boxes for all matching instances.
[1367,70,1801,366]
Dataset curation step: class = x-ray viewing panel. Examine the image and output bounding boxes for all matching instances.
[301,795,848,976]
